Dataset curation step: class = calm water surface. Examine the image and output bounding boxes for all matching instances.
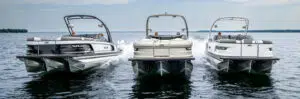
[0,32,299,98]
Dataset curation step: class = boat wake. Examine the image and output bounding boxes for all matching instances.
[189,37,210,65]
[96,40,134,69]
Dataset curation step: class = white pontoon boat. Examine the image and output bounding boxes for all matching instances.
[205,17,279,74]
[17,15,122,73]
[129,13,194,78]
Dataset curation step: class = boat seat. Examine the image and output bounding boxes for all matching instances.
[214,35,253,41]
[242,39,253,44]
[27,37,42,41]
[217,39,273,44]
[262,40,273,44]
[68,34,98,38]
[215,35,272,44]
[27,37,51,41]
[61,37,94,41]
[235,35,253,40]
[217,39,236,43]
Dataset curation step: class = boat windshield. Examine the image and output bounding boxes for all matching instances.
[209,17,249,41]
[146,14,189,39]
[64,15,112,42]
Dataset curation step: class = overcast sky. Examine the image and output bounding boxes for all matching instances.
[1,0,300,32]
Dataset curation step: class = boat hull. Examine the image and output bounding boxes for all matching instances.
[206,52,279,74]
[17,53,121,73]
[129,58,194,79]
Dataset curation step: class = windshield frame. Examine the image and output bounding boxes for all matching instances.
[145,13,189,38]
[209,17,249,39]
[64,15,113,42]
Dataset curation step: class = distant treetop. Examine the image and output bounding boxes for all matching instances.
[0,29,28,33]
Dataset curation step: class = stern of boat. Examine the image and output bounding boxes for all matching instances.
[130,38,194,78]
[206,39,279,74]
[130,58,194,78]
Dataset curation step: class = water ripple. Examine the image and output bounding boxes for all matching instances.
[0,33,299,98]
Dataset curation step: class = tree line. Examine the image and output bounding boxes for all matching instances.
[0,29,28,33]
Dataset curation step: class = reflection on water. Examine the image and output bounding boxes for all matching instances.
[24,72,91,98]
[206,66,280,99]
[2,33,300,98]
[216,73,273,87]
[23,66,115,98]
[130,76,192,99]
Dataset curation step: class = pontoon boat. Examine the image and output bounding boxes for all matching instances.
[205,17,279,74]
[129,13,194,78]
[17,15,122,73]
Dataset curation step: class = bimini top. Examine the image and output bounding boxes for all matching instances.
[146,13,189,38]
[64,15,113,42]
[209,17,249,39]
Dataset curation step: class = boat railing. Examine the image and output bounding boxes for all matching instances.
[213,34,253,41]
[26,37,105,41]
[216,39,273,44]
[147,35,187,40]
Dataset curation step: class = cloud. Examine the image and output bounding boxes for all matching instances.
[224,0,298,5]
[3,0,129,5]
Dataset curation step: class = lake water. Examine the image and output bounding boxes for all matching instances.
[0,32,299,98]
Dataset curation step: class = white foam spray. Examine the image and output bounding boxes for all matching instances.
[98,40,134,67]
[189,37,208,64]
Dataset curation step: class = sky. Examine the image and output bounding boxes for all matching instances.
[0,0,300,32]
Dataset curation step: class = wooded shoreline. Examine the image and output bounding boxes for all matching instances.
[0,29,28,33]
